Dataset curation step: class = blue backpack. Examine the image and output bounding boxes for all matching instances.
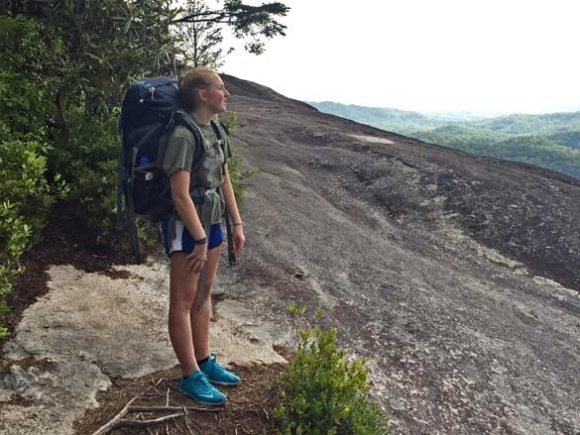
[117,76,234,262]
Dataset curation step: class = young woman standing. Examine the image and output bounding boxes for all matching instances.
[161,67,245,405]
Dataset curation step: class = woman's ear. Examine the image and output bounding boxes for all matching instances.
[197,88,208,103]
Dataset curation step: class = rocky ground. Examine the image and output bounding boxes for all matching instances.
[1,75,580,434]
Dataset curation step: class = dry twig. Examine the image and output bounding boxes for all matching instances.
[165,388,170,435]
[91,396,138,435]
[129,405,219,413]
[91,388,219,435]
[181,405,195,435]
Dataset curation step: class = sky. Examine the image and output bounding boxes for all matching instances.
[222,0,580,115]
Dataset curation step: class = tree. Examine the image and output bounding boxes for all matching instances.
[177,0,233,69]
[173,0,290,55]
[1,0,289,116]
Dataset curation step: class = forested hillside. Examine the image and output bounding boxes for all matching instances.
[311,101,580,178]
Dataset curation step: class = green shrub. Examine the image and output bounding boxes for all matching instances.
[218,111,253,204]
[0,137,62,243]
[72,157,121,245]
[0,201,31,337]
[274,306,389,435]
[0,16,63,142]
[0,17,67,336]
[0,133,67,336]
[219,111,238,132]
[227,153,254,204]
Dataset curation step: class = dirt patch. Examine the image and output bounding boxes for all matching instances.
[74,362,287,435]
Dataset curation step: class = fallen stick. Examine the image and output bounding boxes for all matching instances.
[182,405,195,435]
[129,405,220,413]
[92,411,183,435]
[91,396,220,434]
[91,397,138,435]
[119,413,183,427]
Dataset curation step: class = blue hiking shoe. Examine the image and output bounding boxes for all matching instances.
[178,370,226,406]
[199,354,240,386]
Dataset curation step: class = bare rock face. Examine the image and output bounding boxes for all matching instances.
[223,76,580,435]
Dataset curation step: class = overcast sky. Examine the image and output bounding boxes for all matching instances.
[222,0,580,115]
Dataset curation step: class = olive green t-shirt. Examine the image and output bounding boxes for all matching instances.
[162,123,233,224]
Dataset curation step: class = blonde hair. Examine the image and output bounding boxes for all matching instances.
[178,67,216,112]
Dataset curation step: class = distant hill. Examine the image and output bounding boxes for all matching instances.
[309,102,456,134]
[468,112,580,137]
[310,101,580,178]
[308,102,496,134]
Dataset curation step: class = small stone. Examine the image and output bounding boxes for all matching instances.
[4,365,32,394]
[79,351,97,363]
[211,287,228,301]
[293,268,306,279]
[389,398,406,412]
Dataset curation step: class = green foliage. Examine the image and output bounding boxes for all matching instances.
[469,112,580,137]
[0,16,67,334]
[227,153,253,205]
[0,132,66,331]
[218,111,253,204]
[412,128,580,178]
[173,0,290,55]
[0,16,63,140]
[219,111,239,132]
[0,136,61,245]
[0,201,30,331]
[177,0,234,69]
[274,306,389,435]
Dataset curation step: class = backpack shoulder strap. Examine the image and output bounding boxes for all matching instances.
[173,110,206,172]
[210,120,229,159]
[210,120,229,142]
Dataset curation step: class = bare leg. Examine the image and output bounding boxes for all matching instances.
[190,245,221,360]
[168,252,200,377]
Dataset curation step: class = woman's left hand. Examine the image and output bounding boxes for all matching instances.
[232,226,245,255]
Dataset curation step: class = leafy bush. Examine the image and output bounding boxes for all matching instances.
[219,111,253,204]
[54,109,158,252]
[274,305,389,435]
[0,132,67,336]
[0,17,68,335]
[0,16,63,141]
[0,201,30,337]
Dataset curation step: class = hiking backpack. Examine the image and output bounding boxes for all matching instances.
[117,76,234,263]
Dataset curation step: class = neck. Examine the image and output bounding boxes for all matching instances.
[191,107,215,125]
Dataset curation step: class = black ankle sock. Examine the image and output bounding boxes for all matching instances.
[197,356,210,365]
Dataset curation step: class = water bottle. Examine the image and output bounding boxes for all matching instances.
[139,156,154,181]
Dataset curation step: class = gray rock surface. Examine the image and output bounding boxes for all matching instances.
[222,76,580,435]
